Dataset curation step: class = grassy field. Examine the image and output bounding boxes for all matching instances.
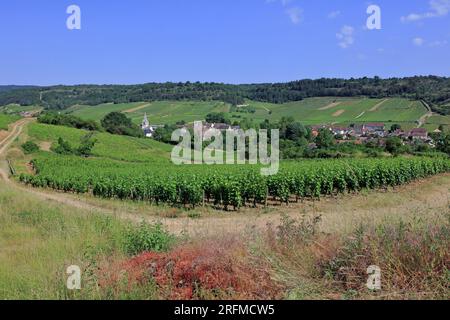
[27,123,172,163]
[424,115,450,131]
[1,170,448,299]
[63,98,437,129]
[66,102,146,122]
[0,104,43,115]
[0,183,165,299]
[67,101,231,125]
[1,119,449,300]
[0,114,20,130]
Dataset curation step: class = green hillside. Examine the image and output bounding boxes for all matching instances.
[27,123,172,163]
[0,104,42,115]
[65,97,434,128]
[66,100,231,125]
[0,114,20,130]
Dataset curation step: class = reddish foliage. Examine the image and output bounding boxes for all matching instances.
[100,239,283,300]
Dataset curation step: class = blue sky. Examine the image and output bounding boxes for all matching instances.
[0,0,449,85]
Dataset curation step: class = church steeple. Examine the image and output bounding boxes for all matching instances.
[142,113,150,128]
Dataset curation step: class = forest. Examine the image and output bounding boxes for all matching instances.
[1,76,449,114]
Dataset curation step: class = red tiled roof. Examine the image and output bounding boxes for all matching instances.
[364,123,385,127]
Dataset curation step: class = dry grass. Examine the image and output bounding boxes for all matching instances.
[332,109,346,117]
[100,236,283,300]
[318,102,341,111]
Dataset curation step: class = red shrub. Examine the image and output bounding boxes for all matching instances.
[100,238,283,300]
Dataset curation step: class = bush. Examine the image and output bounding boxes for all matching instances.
[77,133,97,157]
[101,112,143,138]
[21,141,39,154]
[319,218,450,297]
[101,238,282,300]
[53,137,74,155]
[38,112,101,131]
[123,222,175,256]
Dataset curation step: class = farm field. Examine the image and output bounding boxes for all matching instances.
[0,104,43,115]
[424,115,450,131]
[19,152,450,210]
[0,114,20,130]
[63,97,437,128]
[67,101,231,125]
[27,123,172,163]
[1,118,449,300]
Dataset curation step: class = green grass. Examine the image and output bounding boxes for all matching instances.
[126,101,230,125]
[66,102,144,121]
[423,115,450,132]
[65,98,431,127]
[0,114,20,130]
[27,123,172,163]
[67,101,231,125]
[232,98,428,125]
[0,104,43,115]
[0,183,164,299]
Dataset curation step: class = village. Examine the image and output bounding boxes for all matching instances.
[140,111,440,151]
[309,123,438,148]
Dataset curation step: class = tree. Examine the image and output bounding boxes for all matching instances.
[205,112,231,124]
[434,132,450,155]
[285,122,307,142]
[54,138,74,155]
[21,141,39,154]
[315,128,335,148]
[153,124,178,144]
[385,137,403,154]
[77,133,97,157]
[390,124,402,132]
[101,112,142,138]
[38,112,101,131]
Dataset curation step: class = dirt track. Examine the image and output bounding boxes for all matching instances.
[1,119,449,237]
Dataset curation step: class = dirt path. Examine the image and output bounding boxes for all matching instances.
[417,100,434,128]
[123,103,152,113]
[318,102,341,111]
[0,119,31,156]
[1,119,449,237]
[369,98,389,112]
[355,112,365,119]
[332,110,345,117]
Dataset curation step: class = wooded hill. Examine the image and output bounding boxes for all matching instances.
[1,76,449,115]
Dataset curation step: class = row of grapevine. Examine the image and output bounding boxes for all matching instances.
[19,155,450,210]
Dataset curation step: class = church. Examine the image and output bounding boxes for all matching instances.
[141,113,155,138]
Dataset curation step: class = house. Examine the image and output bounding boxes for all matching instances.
[351,124,368,136]
[203,123,241,133]
[363,123,385,132]
[330,126,350,137]
[409,128,428,140]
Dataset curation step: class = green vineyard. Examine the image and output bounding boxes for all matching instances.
[18,155,450,210]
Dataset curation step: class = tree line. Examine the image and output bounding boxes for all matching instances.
[1,76,450,114]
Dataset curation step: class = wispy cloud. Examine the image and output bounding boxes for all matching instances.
[413,37,425,46]
[286,7,303,24]
[401,0,450,22]
[336,25,355,49]
[429,40,448,47]
[328,10,341,19]
[266,0,303,25]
